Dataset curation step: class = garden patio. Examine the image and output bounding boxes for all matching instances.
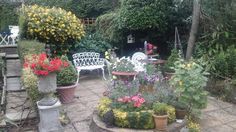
[0,0,236,132]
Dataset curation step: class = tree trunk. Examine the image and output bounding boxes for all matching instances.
[186,0,201,60]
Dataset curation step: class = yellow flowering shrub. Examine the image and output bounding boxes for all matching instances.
[97,97,112,117]
[97,98,154,129]
[167,105,176,123]
[20,5,85,55]
[187,121,201,132]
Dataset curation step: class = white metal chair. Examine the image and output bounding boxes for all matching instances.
[72,52,106,83]
[131,52,147,72]
[8,26,19,45]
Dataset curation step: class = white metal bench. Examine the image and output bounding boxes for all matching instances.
[72,52,106,82]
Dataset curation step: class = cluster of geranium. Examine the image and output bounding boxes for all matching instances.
[24,53,69,76]
[117,94,145,108]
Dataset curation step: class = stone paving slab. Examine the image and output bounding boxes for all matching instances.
[6,77,23,91]
[6,59,21,77]
[6,91,36,121]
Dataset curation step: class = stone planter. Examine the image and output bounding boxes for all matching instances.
[57,83,77,104]
[153,114,168,131]
[112,71,137,81]
[38,72,58,106]
[139,84,154,93]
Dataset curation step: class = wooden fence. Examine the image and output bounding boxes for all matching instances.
[80,18,96,26]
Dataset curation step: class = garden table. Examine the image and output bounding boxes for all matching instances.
[0,33,9,45]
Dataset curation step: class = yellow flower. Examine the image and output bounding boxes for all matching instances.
[179,80,183,86]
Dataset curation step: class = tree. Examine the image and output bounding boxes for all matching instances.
[186,0,201,60]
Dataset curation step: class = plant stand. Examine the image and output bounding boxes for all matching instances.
[37,100,63,132]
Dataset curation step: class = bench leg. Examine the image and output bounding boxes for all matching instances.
[76,70,81,84]
[101,68,106,80]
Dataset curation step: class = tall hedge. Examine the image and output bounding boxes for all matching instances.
[118,0,173,31]
[0,2,19,31]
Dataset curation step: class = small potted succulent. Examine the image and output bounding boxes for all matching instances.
[152,102,168,131]
[56,56,78,104]
[111,57,137,81]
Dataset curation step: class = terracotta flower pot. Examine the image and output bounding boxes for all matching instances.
[57,83,77,104]
[153,114,168,131]
[175,108,187,119]
[112,71,137,81]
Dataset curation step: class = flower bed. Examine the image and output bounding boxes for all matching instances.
[97,97,176,129]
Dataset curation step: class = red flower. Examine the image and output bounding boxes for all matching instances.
[23,53,69,76]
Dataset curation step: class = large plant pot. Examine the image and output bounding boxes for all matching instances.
[57,83,77,104]
[38,72,58,106]
[175,108,187,119]
[139,84,154,93]
[153,114,168,131]
[112,71,137,81]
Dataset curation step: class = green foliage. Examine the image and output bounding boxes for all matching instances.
[22,67,42,104]
[111,57,135,72]
[109,81,139,100]
[57,56,77,86]
[19,5,85,56]
[96,12,124,43]
[74,0,119,18]
[119,0,173,31]
[164,49,179,72]
[0,2,19,31]
[166,105,176,123]
[17,40,45,63]
[170,59,208,114]
[152,102,168,115]
[75,33,111,54]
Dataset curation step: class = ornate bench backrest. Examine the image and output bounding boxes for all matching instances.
[72,52,104,67]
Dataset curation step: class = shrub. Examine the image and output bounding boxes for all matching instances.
[57,56,77,86]
[0,2,19,31]
[163,49,179,72]
[17,40,45,63]
[170,58,208,114]
[19,5,85,55]
[153,102,168,115]
[119,0,173,31]
[74,33,111,55]
[22,67,42,104]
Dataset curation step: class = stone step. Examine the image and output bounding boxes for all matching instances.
[6,59,21,77]
[5,92,36,122]
[6,77,24,92]
[0,45,17,55]
[6,54,19,59]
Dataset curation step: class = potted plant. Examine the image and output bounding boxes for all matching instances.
[111,57,137,81]
[137,64,159,93]
[173,100,188,119]
[23,53,68,106]
[170,58,208,116]
[163,49,179,79]
[56,56,78,104]
[152,102,168,131]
